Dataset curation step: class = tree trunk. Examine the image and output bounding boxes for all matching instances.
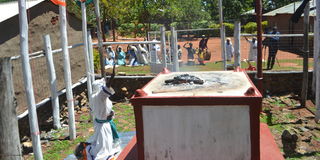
[0,58,22,160]
[112,18,116,41]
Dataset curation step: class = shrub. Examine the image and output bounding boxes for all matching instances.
[243,21,268,34]
[93,48,101,73]
[244,22,256,33]
[224,22,234,37]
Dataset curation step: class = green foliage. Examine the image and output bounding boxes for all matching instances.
[224,22,234,36]
[244,22,257,34]
[263,0,293,13]
[243,21,268,34]
[118,23,160,37]
[93,49,100,73]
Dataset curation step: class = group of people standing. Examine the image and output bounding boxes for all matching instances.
[225,26,280,70]
[104,44,150,67]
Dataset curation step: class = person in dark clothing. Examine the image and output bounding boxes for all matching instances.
[184,43,196,60]
[266,27,280,70]
[199,35,209,52]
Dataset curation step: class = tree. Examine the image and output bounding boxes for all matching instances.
[262,0,295,12]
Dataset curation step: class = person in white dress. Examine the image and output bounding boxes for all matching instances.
[74,68,120,160]
[245,37,257,62]
[225,38,234,61]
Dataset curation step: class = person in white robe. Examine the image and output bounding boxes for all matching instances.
[225,38,234,61]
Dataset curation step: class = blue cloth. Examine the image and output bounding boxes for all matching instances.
[95,119,120,140]
[117,51,126,65]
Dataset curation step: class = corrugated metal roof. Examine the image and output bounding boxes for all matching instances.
[0,0,44,22]
[263,1,316,17]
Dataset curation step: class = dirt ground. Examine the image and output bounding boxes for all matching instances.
[177,37,311,65]
[0,10,87,115]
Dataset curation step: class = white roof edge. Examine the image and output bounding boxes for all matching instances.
[0,0,44,23]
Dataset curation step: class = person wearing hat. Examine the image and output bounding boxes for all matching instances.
[116,46,126,66]
[266,26,280,70]
[245,36,257,62]
[225,38,234,61]
[183,42,196,60]
[106,46,115,66]
[199,35,209,52]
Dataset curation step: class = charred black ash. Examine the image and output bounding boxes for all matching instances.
[165,74,204,85]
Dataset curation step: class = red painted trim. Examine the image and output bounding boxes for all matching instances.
[260,123,284,160]
[117,136,137,160]
[133,105,144,160]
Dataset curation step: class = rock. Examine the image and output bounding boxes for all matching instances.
[75,105,80,111]
[305,125,315,130]
[300,131,312,142]
[22,141,32,148]
[298,126,309,132]
[121,87,128,92]
[81,107,88,112]
[281,130,298,156]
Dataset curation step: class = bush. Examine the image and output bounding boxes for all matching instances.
[243,21,268,34]
[244,22,256,33]
[93,48,100,73]
[224,22,234,37]
[117,23,161,37]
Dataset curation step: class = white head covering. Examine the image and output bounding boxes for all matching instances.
[92,78,105,95]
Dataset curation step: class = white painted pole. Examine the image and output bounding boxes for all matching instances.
[315,0,320,122]
[312,0,318,97]
[44,35,61,129]
[171,27,179,72]
[234,21,241,67]
[18,0,43,159]
[59,1,76,140]
[218,0,226,70]
[167,32,171,64]
[160,26,167,69]
[87,30,95,83]
[81,2,93,112]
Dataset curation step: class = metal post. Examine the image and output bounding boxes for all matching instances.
[59,1,76,140]
[0,58,22,160]
[218,0,226,70]
[18,0,43,158]
[167,32,171,64]
[255,0,263,93]
[301,2,310,107]
[87,30,95,83]
[44,35,61,129]
[171,27,179,72]
[315,0,320,122]
[81,2,93,112]
[93,0,105,77]
[312,1,318,97]
[160,26,167,69]
[234,21,241,67]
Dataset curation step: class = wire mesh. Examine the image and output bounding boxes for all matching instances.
[149,28,315,71]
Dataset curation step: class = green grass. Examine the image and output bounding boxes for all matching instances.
[270,99,287,108]
[284,113,296,120]
[43,136,86,160]
[113,103,135,132]
[100,58,311,76]
[106,65,151,75]
[79,114,90,121]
